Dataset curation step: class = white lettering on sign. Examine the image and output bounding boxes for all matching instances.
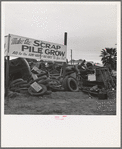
[5,34,67,62]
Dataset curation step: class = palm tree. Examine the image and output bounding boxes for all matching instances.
[100,48,117,70]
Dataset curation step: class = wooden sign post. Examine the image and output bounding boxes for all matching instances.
[5,34,10,96]
[63,32,67,78]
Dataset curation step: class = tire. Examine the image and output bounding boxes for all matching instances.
[62,76,69,90]
[38,78,51,85]
[29,75,47,85]
[67,77,79,92]
[10,80,28,88]
[12,87,28,93]
[15,87,28,91]
[19,90,29,94]
[10,78,24,86]
[10,87,19,92]
[68,76,78,82]
[19,83,30,88]
[45,90,52,95]
[28,84,47,96]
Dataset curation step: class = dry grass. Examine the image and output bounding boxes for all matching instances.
[4,91,116,115]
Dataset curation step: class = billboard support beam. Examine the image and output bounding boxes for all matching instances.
[5,34,10,96]
[63,32,67,78]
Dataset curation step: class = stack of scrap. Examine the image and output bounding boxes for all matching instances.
[6,58,116,98]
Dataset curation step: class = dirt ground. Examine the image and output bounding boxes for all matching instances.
[4,90,116,115]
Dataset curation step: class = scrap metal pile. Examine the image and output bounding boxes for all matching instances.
[6,58,116,99]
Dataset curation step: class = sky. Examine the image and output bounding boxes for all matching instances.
[2,2,119,63]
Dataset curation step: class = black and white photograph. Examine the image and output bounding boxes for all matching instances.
[1,1,121,147]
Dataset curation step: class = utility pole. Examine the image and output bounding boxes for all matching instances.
[71,49,72,65]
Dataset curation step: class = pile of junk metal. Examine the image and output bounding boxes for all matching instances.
[5,57,116,99]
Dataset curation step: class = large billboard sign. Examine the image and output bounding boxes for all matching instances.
[4,34,67,62]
